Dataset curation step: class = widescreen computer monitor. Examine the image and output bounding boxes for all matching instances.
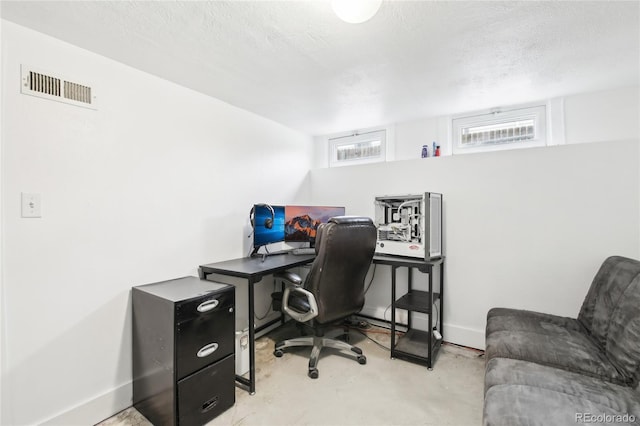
[252,204,285,249]
[284,205,346,247]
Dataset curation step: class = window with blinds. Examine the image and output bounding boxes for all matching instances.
[452,104,546,154]
[329,130,386,167]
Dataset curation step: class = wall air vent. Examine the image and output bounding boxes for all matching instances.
[21,65,97,110]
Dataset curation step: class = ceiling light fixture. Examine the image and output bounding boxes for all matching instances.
[332,0,382,24]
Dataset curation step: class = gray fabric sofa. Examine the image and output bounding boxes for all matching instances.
[483,256,640,426]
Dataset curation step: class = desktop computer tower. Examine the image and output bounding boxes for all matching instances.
[374,192,442,260]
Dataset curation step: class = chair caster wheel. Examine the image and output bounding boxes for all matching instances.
[308,368,319,379]
[357,355,367,365]
[274,349,284,357]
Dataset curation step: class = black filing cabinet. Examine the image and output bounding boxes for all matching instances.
[132,276,235,426]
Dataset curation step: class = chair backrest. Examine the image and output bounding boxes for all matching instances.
[578,255,640,385]
[303,216,377,325]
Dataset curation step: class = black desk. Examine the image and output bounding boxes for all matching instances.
[373,255,445,369]
[199,253,315,394]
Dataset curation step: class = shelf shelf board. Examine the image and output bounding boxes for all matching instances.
[394,330,440,360]
[395,290,440,313]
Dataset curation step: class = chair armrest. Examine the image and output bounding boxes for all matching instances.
[274,270,302,285]
[282,286,318,323]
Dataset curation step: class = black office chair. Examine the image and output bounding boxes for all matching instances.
[273,216,377,379]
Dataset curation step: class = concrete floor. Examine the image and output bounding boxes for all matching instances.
[99,322,485,426]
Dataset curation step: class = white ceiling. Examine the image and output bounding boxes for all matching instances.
[2,1,639,136]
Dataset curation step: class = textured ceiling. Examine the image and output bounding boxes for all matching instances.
[2,1,639,136]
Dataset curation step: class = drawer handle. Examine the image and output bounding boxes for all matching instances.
[202,396,218,413]
[197,299,219,313]
[197,343,219,358]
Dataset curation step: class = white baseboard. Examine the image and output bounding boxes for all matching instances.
[41,382,132,426]
[359,305,409,324]
[442,323,486,350]
[358,306,485,350]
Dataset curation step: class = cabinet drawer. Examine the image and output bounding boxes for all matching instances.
[177,354,235,426]
[176,302,235,379]
[176,289,234,323]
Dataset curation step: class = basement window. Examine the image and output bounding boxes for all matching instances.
[452,104,546,154]
[329,130,386,167]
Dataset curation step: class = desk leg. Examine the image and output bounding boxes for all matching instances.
[440,262,444,341]
[234,278,257,394]
[248,278,256,395]
[427,266,433,370]
[407,268,413,330]
[390,266,397,359]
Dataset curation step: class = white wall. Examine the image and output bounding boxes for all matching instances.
[310,86,640,349]
[310,140,639,349]
[313,86,640,166]
[393,87,638,160]
[564,87,640,145]
[0,15,4,426]
[1,21,313,425]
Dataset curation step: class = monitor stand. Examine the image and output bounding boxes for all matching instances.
[250,246,289,261]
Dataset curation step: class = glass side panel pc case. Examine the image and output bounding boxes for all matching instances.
[374,193,442,260]
[284,205,345,247]
[252,204,285,249]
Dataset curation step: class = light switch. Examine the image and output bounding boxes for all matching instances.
[21,192,41,218]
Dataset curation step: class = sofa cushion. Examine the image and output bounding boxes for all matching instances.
[578,256,640,385]
[484,384,640,426]
[486,307,584,336]
[484,358,640,426]
[486,308,627,384]
[485,358,640,416]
